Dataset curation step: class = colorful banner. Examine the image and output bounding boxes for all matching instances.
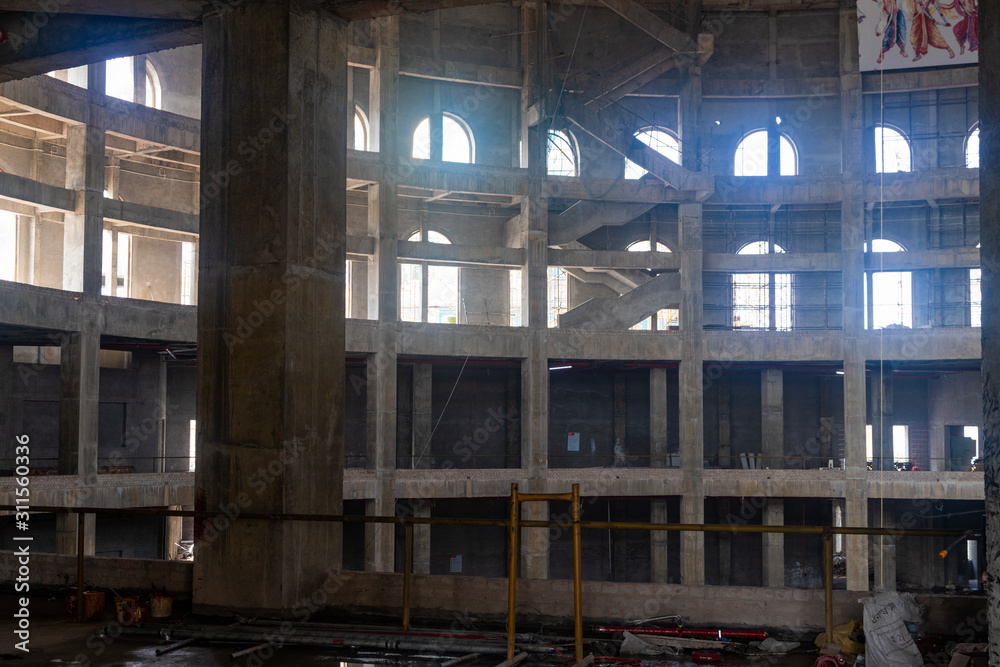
[858,0,978,71]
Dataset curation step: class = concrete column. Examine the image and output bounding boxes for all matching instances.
[413,500,431,575]
[650,368,667,467]
[412,363,432,468]
[165,505,183,560]
[679,201,704,585]
[193,2,346,613]
[872,503,897,591]
[56,513,95,557]
[717,498,732,585]
[63,63,105,295]
[869,366,894,471]
[718,374,731,468]
[613,373,626,466]
[0,346,12,462]
[761,369,783,468]
[763,500,784,588]
[519,1,549,580]
[678,63,705,585]
[651,500,669,583]
[363,16,401,574]
[840,2,869,592]
[59,330,99,484]
[980,5,1000,652]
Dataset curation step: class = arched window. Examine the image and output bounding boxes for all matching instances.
[864,239,911,328]
[626,241,679,330]
[144,61,161,109]
[734,130,797,177]
[732,241,792,330]
[547,130,578,177]
[625,127,681,180]
[874,126,912,173]
[400,230,459,323]
[966,126,980,169]
[412,113,474,163]
[548,267,568,328]
[354,107,369,151]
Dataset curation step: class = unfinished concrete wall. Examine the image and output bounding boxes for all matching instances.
[146,45,202,119]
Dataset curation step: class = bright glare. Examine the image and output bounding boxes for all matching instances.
[625,128,681,180]
[412,115,474,163]
[864,239,911,328]
[509,269,522,327]
[181,242,196,305]
[967,127,980,169]
[971,268,981,327]
[401,231,458,323]
[732,241,791,330]
[106,56,134,102]
[875,126,911,173]
[547,130,577,177]
[0,211,16,282]
[734,130,797,177]
[547,267,568,328]
[864,424,909,462]
[354,110,368,151]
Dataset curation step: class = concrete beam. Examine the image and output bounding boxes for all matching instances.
[864,248,980,271]
[102,198,198,235]
[397,240,525,267]
[549,248,680,270]
[0,171,74,211]
[704,252,840,272]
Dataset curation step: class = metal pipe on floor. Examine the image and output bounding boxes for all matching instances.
[571,483,583,663]
[495,651,528,667]
[231,642,277,659]
[507,483,519,661]
[155,637,198,655]
[573,655,595,667]
[441,652,481,667]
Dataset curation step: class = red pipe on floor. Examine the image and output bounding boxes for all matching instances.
[594,627,769,640]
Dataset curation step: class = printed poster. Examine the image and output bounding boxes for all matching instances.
[858,0,978,71]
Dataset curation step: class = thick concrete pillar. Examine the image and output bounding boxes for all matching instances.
[412,363,432,468]
[979,1,1000,657]
[165,505,183,560]
[872,503,897,591]
[63,65,104,295]
[678,63,705,585]
[650,368,670,582]
[194,2,347,613]
[363,16,401,574]
[56,514,95,557]
[762,369,783,468]
[840,2,869,592]
[869,366,894,471]
[679,200,704,585]
[519,0,550,581]
[763,500,784,587]
[413,500,431,575]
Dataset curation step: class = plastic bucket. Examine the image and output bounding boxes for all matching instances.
[150,593,173,618]
[114,596,145,626]
[82,591,105,619]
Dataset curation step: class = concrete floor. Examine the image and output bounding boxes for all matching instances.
[0,592,862,667]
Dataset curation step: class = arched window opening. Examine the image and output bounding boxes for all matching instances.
[354,107,369,151]
[547,130,578,177]
[548,267,568,328]
[626,241,679,330]
[734,130,797,177]
[625,127,681,180]
[412,113,474,163]
[966,126,980,169]
[400,230,459,323]
[145,60,161,109]
[864,239,911,329]
[732,241,792,330]
[874,126,912,173]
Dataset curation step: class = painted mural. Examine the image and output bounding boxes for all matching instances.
[858,0,978,71]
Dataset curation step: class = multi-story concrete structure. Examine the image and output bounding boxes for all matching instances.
[0,0,992,630]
